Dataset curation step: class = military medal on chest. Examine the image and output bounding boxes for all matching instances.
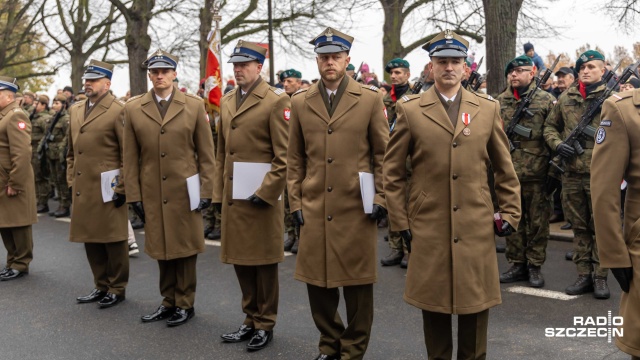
[461,113,471,136]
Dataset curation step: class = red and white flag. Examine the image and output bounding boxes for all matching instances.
[204,20,222,128]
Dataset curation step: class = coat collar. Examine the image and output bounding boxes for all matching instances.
[419,85,479,137]
[140,89,186,126]
[0,100,18,116]
[453,87,480,140]
[82,92,115,128]
[234,79,269,119]
[305,76,362,124]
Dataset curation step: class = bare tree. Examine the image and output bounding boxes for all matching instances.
[0,0,59,89]
[41,0,125,93]
[604,0,640,29]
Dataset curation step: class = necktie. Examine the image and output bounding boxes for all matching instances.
[159,100,168,110]
[329,93,336,108]
[446,99,453,107]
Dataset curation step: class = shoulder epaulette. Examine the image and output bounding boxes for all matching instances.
[114,99,125,107]
[363,85,379,92]
[476,92,495,102]
[271,87,285,96]
[401,94,419,103]
[610,92,631,102]
[223,89,235,98]
[185,93,202,101]
[71,100,85,108]
[292,88,308,97]
[126,94,144,103]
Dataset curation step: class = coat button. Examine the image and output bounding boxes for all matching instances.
[327,186,332,192]
[162,176,167,180]
[452,174,458,179]
[327,215,333,221]
[328,128,333,134]
[161,129,165,134]
[454,237,459,243]
[76,192,80,196]
[230,151,234,155]
[232,125,237,129]
[229,176,233,180]
[77,171,81,175]
[453,205,458,211]
[161,152,166,157]
[327,158,333,163]
[228,201,233,206]
[78,151,83,155]
[163,199,167,204]
[452,142,458,148]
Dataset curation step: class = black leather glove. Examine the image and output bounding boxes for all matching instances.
[132,201,145,224]
[293,210,304,235]
[213,203,222,213]
[494,220,515,237]
[195,198,212,212]
[247,194,269,207]
[369,204,387,220]
[556,142,575,158]
[400,229,412,253]
[544,176,561,196]
[611,267,633,293]
[112,193,126,208]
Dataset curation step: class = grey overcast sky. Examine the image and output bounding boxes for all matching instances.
[47,0,639,98]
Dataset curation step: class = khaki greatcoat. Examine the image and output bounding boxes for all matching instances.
[0,101,37,228]
[213,79,290,265]
[123,90,215,260]
[591,89,640,357]
[66,94,128,243]
[383,86,521,315]
[287,77,389,288]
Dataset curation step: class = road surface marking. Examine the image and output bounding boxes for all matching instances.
[506,286,579,300]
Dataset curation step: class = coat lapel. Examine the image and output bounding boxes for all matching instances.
[453,88,480,140]
[81,93,113,128]
[634,90,640,116]
[305,84,330,124]
[140,91,162,125]
[420,87,454,135]
[234,81,268,119]
[224,90,237,121]
[329,78,360,125]
[162,90,186,126]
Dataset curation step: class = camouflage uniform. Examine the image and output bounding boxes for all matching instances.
[30,111,51,207]
[40,110,70,210]
[497,81,554,266]
[543,83,608,277]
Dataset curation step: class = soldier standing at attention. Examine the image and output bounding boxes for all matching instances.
[215,40,290,351]
[67,60,129,308]
[0,76,37,281]
[381,58,412,268]
[124,50,215,327]
[287,27,389,360]
[279,68,302,253]
[591,87,640,360]
[41,94,71,218]
[543,50,610,298]
[31,95,51,214]
[497,55,555,288]
[21,91,35,114]
[384,30,521,359]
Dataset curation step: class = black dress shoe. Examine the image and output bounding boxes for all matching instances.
[131,220,144,230]
[141,305,176,323]
[247,330,272,351]
[166,307,194,327]
[98,293,125,308]
[77,289,107,303]
[221,324,255,342]
[0,268,26,281]
[291,237,299,254]
[54,207,70,218]
[36,205,49,213]
[315,354,339,360]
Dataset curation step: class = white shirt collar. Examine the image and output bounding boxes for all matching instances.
[88,101,94,108]
[325,88,337,97]
[440,93,457,102]
[155,93,171,103]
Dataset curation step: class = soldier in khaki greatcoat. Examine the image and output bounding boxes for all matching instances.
[0,76,37,281]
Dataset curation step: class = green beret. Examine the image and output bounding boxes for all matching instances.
[279,69,302,82]
[575,50,605,71]
[385,58,410,73]
[504,55,534,77]
[347,63,355,71]
[465,58,472,67]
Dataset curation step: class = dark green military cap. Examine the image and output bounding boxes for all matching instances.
[385,58,410,73]
[575,50,605,71]
[279,69,302,82]
[504,55,534,77]
[347,64,355,71]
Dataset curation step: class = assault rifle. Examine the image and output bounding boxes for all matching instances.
[505,56,560,153]
[549,59,640,173]
[465,56,483,91]
[472,70,489,92]
[353,61,364,81]
[37,110,64,176]
[412,68,431,94]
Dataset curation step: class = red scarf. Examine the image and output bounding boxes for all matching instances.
[578,81,587,99]
[390,85,397,102]
[513,88,520,100]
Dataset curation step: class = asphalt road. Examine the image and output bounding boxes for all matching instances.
[0,206,632,360]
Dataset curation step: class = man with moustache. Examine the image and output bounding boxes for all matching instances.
[215,40,290,351]
[0,76,37,281]
[384,30,521,359]
[67,60,129,307]
[287,27,389,360]
[124,50,215,326]
[496,55,555,288]
[543,50,610,298]
[551,67,575,99]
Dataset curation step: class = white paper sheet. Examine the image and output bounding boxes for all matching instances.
[100,169,120,203]
[187,174,201,211]
[232,162,277,200]
[359,172,375,214]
